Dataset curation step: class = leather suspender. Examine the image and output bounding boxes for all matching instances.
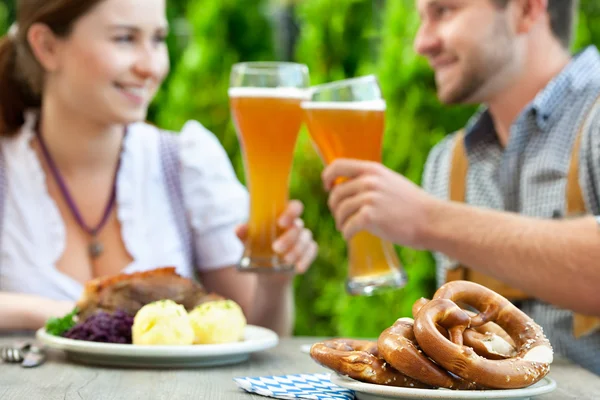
[565,98,600,338]
[446,130,529,300]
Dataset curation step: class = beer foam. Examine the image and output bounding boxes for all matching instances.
[301,99,386,111]
[228,87,308,99]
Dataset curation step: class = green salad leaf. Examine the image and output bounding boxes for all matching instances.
[45,307,79,336]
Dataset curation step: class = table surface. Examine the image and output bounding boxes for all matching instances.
[0,333,599,400]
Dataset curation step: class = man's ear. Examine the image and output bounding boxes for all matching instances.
[511,0,549,35]
[27,23,63,72]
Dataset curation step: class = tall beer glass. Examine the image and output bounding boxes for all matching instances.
[302,75,407,295]
[229,62,309,272]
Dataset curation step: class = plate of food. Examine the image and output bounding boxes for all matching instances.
[37,268,279,368]
[309,281,558,400]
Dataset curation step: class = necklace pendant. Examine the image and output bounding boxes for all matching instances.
[89,239,104,259]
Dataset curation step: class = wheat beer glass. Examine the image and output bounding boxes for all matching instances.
[302,75,407,295]
[229,62,309,272]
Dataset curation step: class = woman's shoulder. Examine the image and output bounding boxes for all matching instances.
[126,119,240,189]
[0,109,40,148]
[0,122,38,172]
[0,121,34,149]
[148,120,235,176]
[131,120,224,149]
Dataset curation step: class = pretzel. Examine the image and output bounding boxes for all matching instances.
[412,297,430,318]
[309,339,430,388]
[433,281,533,360]
[414,281,553,389]
[413,297,516,360]
[378,318,484,390]
[464,322,517,360]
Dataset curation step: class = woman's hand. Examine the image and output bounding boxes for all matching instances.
[235,200,318,277]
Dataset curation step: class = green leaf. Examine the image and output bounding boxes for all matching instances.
[45,307,79,336]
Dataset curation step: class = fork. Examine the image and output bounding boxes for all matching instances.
[0,341,31,363]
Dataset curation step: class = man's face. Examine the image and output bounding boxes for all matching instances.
[414,0,522,104]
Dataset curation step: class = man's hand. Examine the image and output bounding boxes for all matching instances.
[322,158,438,247]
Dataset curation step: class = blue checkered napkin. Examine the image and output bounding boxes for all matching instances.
[233,373,354,400]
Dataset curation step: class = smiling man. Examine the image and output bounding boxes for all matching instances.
[322,0,600,373]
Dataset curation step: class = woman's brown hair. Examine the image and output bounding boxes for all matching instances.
[0,0,106,136]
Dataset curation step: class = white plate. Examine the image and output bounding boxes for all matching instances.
[36,325,278,368]
[330,373,556,400]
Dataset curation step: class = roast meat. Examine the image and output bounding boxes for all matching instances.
[76,267,224,321]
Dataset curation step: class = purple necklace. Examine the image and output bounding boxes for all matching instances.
[36,126,127,259]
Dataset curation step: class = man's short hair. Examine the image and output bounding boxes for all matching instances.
[491,0,579,48]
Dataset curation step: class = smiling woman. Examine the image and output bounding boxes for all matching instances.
[0,0,318,335]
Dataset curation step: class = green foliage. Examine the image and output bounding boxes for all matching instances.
[45,308,78,337]
[0,2,9,34]
[574,1,600,52]
[294,0,380,83]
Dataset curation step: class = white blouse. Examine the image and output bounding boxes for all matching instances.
[0,112,249,301]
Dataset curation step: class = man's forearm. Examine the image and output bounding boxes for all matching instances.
[422,200,600,315]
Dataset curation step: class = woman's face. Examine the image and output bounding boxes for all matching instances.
[45,0,170,125]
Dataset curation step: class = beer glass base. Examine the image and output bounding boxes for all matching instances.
[237,256,296,273]
[346,270,407,296]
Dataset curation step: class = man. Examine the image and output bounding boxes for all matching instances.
[322,0,600,374]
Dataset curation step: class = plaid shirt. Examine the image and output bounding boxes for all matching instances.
[422,46,600,374]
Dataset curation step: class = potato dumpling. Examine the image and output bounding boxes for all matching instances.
[188,300,247,344]
[132,300,194,345]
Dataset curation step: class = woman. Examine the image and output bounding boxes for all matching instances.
[0,0,317,334]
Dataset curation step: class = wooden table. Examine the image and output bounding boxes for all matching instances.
[0,333,599,399]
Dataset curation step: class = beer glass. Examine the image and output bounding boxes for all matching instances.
[302,75,407,295]
[229,62,309,272]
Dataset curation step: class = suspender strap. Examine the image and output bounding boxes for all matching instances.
[158,131,198,275]
[566,96,600,339]
[0,147,5,287]
[446,130,529,300]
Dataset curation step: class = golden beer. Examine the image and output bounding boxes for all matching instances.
[303,99,405,292]
[230,87,305,270]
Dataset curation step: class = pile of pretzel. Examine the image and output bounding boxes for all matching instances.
[310,281,554,390]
